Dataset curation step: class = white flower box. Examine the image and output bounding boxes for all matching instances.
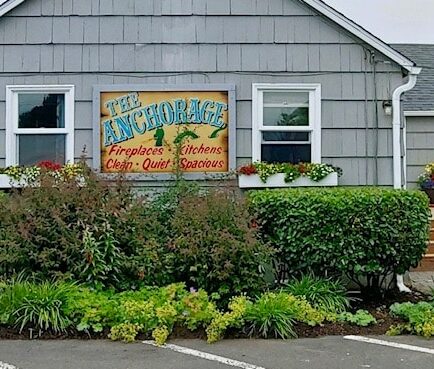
[238,172,338,189]
[0,174,85,189]
[0,174,24,188]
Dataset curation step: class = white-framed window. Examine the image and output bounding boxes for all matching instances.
[252,83,321,164]
[5,85,75,166]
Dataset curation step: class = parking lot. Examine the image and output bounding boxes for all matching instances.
[1,336,434,369]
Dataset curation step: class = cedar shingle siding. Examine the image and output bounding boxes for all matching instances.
[0,0,408,185]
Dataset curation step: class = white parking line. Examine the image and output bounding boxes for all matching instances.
[143,341,267,369]
[0,362,18,369]
[344,335,434,355]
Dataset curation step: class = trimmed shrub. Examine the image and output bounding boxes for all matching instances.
[249,188,431,293]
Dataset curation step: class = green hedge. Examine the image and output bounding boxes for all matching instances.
[248,188,431,291]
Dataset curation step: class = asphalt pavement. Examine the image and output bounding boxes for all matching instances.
[0,336,433,369]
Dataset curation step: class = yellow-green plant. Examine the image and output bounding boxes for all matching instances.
[110,323,141,343]
[337,310,376,327]
[388,302,434,338]
[152,325,170,346]
[206,296,249,343]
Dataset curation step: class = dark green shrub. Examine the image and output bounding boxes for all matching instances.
[168,189,274,300]
[249,188,430,293]
[284,275,349,313]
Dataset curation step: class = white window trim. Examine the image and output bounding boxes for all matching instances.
[252,83,322,163]
[5,85,75,166]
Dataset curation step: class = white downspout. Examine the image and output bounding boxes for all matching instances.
[392,68,421,190]
[392,67,421,293]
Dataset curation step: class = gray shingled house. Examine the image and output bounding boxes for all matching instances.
[0,0,422,188]
[393,44,434,188]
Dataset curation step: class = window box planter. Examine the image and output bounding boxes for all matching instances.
[238,172,338,189]
[0,174,24,188]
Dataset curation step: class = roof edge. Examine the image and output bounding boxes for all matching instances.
[301,0,418,72]
[0,0,25,17]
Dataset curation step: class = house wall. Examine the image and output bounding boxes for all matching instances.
[406,115,434,188]
[0,0,407,186]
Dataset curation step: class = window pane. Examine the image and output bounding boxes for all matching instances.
[264,92,309,105]
[18,94,65,129]
[263,91,309,127]
[18,135,66,166]
[263,132,310,142]
[261,144,311,164]
[264,107,309,127]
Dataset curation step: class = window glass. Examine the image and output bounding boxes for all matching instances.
[18,94,65,129]
[263,92,309,105]
[263,91,309,127]
[262,132,310,142]
[18,135,66,165]
[261,144,311,164]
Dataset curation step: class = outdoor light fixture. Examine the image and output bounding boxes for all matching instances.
[383,100,393,115]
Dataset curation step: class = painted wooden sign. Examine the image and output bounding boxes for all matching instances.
[98,90,230,174]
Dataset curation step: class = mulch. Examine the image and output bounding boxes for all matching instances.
[0,290,428,341]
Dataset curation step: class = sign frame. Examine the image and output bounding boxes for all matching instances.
[92,84,236,181]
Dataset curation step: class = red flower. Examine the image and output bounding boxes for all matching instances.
[37,161,62,171]
[238,164,257,176]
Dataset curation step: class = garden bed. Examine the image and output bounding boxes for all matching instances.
[0,290,426,342]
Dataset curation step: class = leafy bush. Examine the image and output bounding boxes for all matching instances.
[0,170,154,289]
[337,310,377,327]
[284,275,349,313]
[249,188,430,293]
[388,302,434,338]
[168,189,273,300]
[0,170,272,295]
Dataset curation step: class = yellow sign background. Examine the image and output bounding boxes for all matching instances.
[100,91,229,174]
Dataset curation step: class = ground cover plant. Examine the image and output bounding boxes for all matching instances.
[0,279,415,343]
[249,188,431,295]
[388,301,434,338]
[0,281,337,344]
[337,310,377,327]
